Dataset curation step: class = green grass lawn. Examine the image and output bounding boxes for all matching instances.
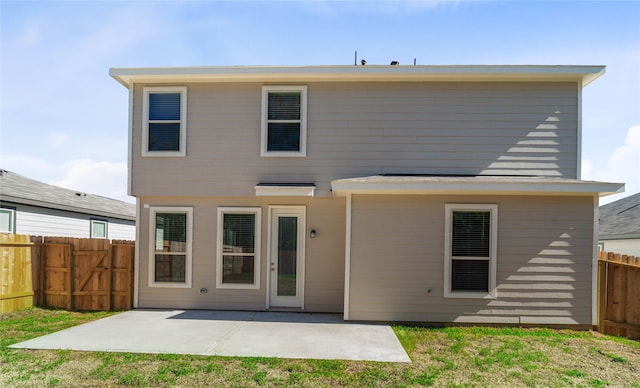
[1,307,639,387]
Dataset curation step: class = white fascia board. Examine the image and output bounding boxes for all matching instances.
[109,65,606,88]
[331,179,624,197]
[255,185,315,197]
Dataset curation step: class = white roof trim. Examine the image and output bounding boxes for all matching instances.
[110,65,605,88]
[331,176,624,197]
[255,185,315,197]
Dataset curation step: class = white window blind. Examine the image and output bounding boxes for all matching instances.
[444,204,497,298]
[261,86,307,157]
[216,208,261,289]
[142,87,187,157]
[149,207,193,288]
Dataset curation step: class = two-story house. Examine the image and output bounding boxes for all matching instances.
[110,65,623,327]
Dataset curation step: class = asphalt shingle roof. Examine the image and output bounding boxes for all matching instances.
[0,169,135,221]
[599,192,640,239]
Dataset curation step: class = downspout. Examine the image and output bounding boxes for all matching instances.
[591,194,599,326]
[134,199,140,309]
[576,82,583,179]
[128,84,140,309]
[343,193,352,320]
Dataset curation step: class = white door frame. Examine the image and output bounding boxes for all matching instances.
[267,206,306,309]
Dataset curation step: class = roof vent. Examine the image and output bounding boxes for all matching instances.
[75,192,87,197]
[390,61,399,65]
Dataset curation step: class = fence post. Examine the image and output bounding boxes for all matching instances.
[106,244,113,311]
[37,237,45,306]
[597,260,607,333]
[67,243,74,311]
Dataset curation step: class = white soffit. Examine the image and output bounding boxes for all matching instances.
[110,65,606,88]
[331,176,624,197]
[255,185,315,197]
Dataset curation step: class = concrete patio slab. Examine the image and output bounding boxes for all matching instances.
[9,310,411,362]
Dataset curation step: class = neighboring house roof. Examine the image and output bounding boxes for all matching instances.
[110,65,605,88]
[599,192,640,240]
[0,169,135,221]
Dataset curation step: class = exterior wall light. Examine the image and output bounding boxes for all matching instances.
[310,229,316,238]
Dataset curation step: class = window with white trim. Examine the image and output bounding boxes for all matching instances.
[216,207,261,289]
[444,204,497,298]
[91,219,108,239]
[0,208,15,233]
[261,85,307,157]
[149,207,193,288]
[142,86,187,156]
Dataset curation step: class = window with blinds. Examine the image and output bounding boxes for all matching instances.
[217,208,261,289]
[444,204,498,298]
[142,87,187,156]
[149,207,193,288]
[261,86,307,157]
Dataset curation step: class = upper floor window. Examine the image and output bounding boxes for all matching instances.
[0,208,15,233]
[142,87,187,157]
[91,219,108,239]
[261,85,307,157]
[444,204,498,299]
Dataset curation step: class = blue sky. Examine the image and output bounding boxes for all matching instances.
[1,0,639,205]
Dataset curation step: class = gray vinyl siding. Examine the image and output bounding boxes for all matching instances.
[10,203,135,240]
[136,196,345,312]
[347,195,595,325]
[130,82,579,198]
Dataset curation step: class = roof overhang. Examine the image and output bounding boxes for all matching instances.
[599,234,640,240]
[331,176,624,197]
[0,194,136,221]
[110,65,605,88]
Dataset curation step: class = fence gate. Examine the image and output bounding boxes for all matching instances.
[36,237,134,311]
[0,234,34,313]
[598,251,640,340]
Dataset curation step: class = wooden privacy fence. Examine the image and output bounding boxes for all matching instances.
[0,234,34,313]
[598,251,640,340]
[0,234,135,312]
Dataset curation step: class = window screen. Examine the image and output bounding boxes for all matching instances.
[143,87,186,155]
[445,206,496,296]
[267,92,302,152]
[450,210,491,292]
[148,93,181,152]
[451,211,490,257]
[149,93,181,120]
[261,86,307,156]
[222,212,257,285]
[154,212,187,283]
